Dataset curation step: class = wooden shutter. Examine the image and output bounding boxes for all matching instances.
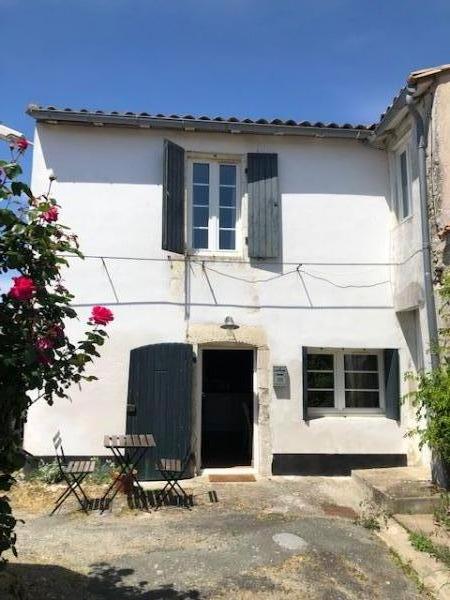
[302,347,309,420]
[384,349,400,421]
[126,343,194,480]
[247,153,280,258]
[162,140,185,254]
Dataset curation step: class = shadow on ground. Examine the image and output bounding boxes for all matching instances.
[2,562,202,600]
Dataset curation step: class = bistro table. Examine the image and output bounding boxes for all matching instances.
[102,434,156,505]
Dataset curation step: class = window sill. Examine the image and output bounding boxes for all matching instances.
[186,250,244,262]
[307,411,386,419]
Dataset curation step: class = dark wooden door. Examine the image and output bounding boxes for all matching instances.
[126,343,194,480]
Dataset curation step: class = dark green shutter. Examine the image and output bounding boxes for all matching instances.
[247,153,280,258]
[162,140,185,254]
[126,343,194,480]
[302,347,309,420]
[384,349,400,421]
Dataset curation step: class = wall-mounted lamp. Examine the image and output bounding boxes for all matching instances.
[220,316,239,330]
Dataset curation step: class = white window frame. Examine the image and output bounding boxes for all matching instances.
[306,348,385,417]
[392,138,413,222]
[187,155,242,255]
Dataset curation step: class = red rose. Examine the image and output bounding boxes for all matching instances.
[37,352,53,365]
[48,324,65,339]
[16,137,29,151]
[90,305,114,326]
[9,276,36,301]
[42,206,58,223]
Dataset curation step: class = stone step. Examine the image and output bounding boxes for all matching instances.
[352,466,442,514]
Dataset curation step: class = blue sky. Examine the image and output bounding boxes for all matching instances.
[2,0,450,163]
[1,0,449,292]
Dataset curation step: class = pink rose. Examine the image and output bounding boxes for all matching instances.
[36,337,54,365]
[42,206,58,223]
[9,276,36,301]
[90,305,114,326]
[36,337,54,351]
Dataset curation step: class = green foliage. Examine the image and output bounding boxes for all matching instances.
[87,459,115,484]
[354,499,387,531]
[433,492,450,531]
[0,145,112,563]
[28,460,62,485]
[406,272,450,469]
[409,531,450,568]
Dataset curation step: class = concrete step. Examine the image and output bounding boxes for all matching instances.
[352,466,442,514]
[394,513,450,549]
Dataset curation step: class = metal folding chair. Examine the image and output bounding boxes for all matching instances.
[155,449,195,509]
[51,431,96,515]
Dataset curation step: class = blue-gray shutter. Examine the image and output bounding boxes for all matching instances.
[302,346,309,420]
[247,153,280,258]
[162,139,185,254]
[384,349,400,421]
[126,343,194,480]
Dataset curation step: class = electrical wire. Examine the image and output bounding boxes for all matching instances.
[201,263,389,289]
[72,248,426,268]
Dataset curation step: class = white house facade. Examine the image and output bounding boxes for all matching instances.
[24,70,442,477]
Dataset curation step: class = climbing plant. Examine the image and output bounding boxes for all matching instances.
[0,137,114,562]
[407,273,450,487]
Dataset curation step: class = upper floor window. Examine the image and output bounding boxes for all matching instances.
[393,143,412,221]
[163,140,279,258]
[189,160,240,253]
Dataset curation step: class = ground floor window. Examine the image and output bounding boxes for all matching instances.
[306,349,384,415]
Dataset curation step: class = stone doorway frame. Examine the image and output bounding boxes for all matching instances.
[187,323,272,476]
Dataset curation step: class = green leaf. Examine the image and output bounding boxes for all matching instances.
[10,181,32,198]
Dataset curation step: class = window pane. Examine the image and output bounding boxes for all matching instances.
[307,354,333,370]
[193,206,209,228]
[220,164,236,186]
[193,163,209,184]
[219,186,236,207]
[193,228,208,249]
[344,354,378,371]
[193,185,209,206]
[219,229,235,250]
[307,372,334,389]
[399,151,409,217]
[345,372,379,390]
[308,390,335,408]
[220,207,236,229]
[345,391,380,408]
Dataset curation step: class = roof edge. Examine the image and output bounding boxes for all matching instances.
[26,104,375,140]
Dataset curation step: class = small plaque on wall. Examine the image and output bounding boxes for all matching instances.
[273,365,288,387]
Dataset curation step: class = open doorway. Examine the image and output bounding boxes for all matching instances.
[201,349,254,468]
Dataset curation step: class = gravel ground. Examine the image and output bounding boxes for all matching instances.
[3,476,426,599]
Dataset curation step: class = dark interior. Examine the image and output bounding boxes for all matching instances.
[201,349,254,468]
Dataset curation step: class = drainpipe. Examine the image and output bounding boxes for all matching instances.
[405,84,440,370]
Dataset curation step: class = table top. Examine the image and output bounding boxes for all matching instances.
[104,434,155,449]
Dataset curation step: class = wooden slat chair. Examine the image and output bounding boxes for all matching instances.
[51,431,96,515]
[155,449,195,509]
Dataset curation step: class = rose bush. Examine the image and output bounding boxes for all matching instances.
[0,138,113,562]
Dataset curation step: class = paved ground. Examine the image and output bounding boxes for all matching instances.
[5,477,426,599]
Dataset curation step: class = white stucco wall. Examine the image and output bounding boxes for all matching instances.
[25,123,414,466]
